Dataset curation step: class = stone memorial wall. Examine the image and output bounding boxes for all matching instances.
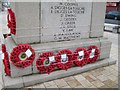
[41,2,92,42]
[1,1,116,88]
[10,2,106,44]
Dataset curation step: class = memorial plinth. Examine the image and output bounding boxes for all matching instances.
[1,1,116,88]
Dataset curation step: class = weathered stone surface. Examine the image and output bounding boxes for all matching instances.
[11,2,40,44]
[32,38,100,73]
[99,38,112,59]
[90,2,106,37]
[41,2,92,43]
[2,73,24,88]
[10,2,106,44]
[10,64,32,78]
[4,36,112,77]
[32,53,39,74]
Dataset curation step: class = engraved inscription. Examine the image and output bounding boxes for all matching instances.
[50,2,85,41]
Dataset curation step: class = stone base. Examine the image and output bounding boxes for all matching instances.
[4,37,112,78]
[2,57,116,88]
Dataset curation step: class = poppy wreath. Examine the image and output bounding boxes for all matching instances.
[73,48,89,67]
[36,52,56,74]
[7,8,16,35]
[87,45,100,64]
[1,44,6,53]
[56,49,73,70]
[3,52,11,76]
[10,44,35,68]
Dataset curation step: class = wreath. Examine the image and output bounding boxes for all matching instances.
[36,52,56,74]
[10,44,35,68]
[1,44,6,53]
[7,8,16,35]
[73,48,89,67]
[87,45,100,63]
[56,49,73,70]
[3,52,11,76]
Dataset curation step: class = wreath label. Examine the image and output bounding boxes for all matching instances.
[25,49,32,58]
[61,54,68,63]
[49,56,55,62]
[90,49,95,58]
[1,53,5,60]
[78,51,84,60]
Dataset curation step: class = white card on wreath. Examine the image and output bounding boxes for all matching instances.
[25,49,32,58]
[49,56,55,62]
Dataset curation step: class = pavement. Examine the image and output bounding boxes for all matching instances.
[0,11,119,89]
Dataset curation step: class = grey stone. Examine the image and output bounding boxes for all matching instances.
[4,37,111,78]
[2,74,24,88]
[4,36,16,52]
[32,53,39,74]
[10,2,40,44]
[87,58,109,70]
[108,58,117,65]
[13,35,40,44]
[99,38,112,59]
[90,2,106,37]
[10,64,32,78]
[13,29,40,44]
[32,38,100,55]
[40,2,92,43]
[90,25,104,37]
[10,2,15,12]
[10,2,107,44]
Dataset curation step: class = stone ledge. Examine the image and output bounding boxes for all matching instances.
[2,57,116,88]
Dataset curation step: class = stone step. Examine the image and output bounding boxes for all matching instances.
[4,37,111,78]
